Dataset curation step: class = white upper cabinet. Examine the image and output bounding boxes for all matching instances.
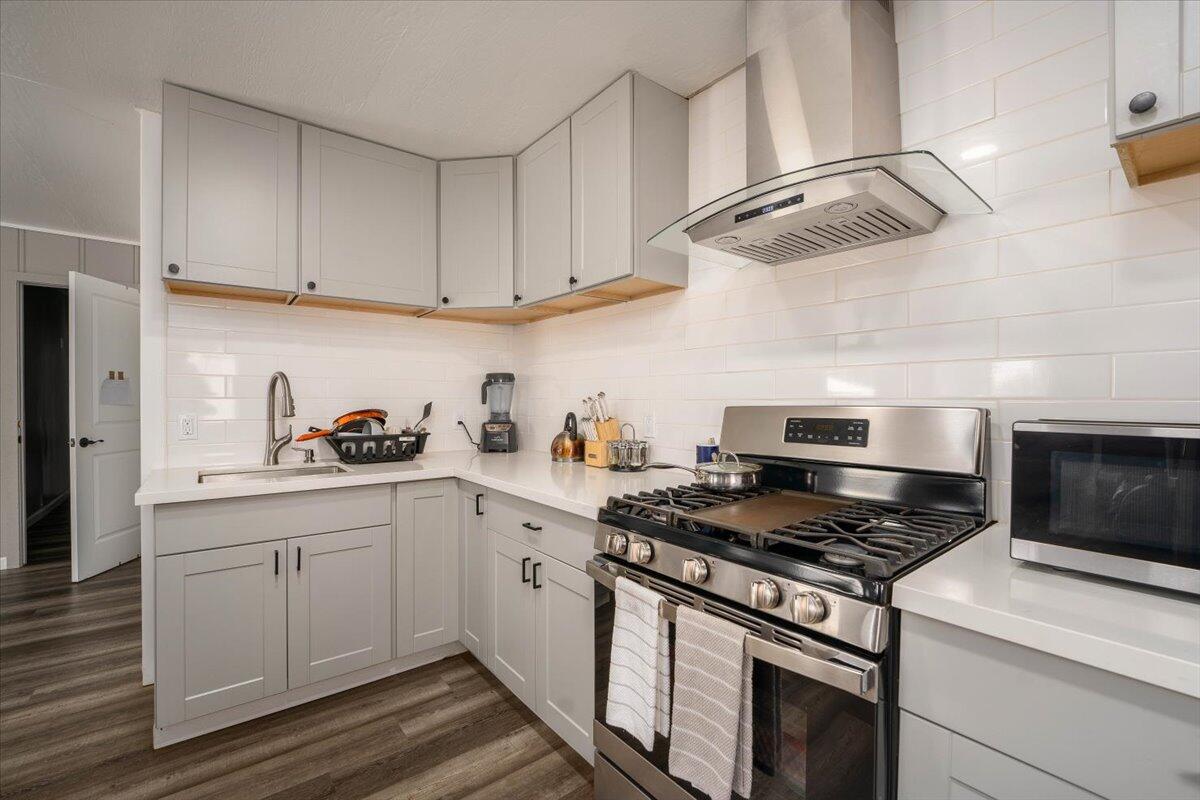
[438,158,514,309]
[516,120,573,306]
[571,74,633,291]
[162,84,298,293]
[1112,0,1200,137]
[300,125,437,309]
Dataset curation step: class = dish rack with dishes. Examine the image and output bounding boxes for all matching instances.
[328,431,429,465]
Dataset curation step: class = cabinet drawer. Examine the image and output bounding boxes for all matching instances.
[156,485,391,555]
[487,491,595,570]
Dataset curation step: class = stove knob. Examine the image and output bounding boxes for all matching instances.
[749,579,781,610]
[792,592,829,625]
[681,557,709,585]
[629,540,654,564]
[605,532,628,556]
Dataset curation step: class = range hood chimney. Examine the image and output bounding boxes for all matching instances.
[649,0,991,268]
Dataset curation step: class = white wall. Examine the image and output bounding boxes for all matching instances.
[514,0,1200,520]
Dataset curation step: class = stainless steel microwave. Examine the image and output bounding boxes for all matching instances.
[1010,420,1199,595]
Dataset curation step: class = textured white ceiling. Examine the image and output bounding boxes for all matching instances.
[0,0,746,242]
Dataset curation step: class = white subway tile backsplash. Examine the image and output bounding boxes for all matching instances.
[837,320,997,365]
[685,312,774,349]
[1113,352,1200,399]
[908,355,1111,398]
[908,263,1112,324]
[167,375,224,398]
[776,365,908,398]
[1112,250,1200,305]
[1109,169,1200,214]
[995,35,1107,114]
[895,1,986,43]
[775,295,908,338]
[725,337,836,372]
[836,240,998,299]
[901,81,995,145]
[167,351,276,377]
[724,272,836,316]
[996,127,1118,195]
[166,328,225,353]
[999,301,1200,356]
[898,2,993,76]
[683,371,774,400]
[992,0,1071,36]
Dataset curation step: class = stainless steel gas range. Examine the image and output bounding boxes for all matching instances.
[589,405,992,800]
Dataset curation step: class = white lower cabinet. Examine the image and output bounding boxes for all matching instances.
[155,541,287,727]
[487,524,595,761]
[395,481,458,657]
[459,483,490,666]
[287,526,392,688]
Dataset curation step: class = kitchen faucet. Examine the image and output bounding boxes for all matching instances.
[264,371,296,465]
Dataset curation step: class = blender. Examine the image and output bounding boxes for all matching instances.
[480,373,518,452]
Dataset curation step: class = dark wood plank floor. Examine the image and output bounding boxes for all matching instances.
[24,501,70,565]
[0,558,593,799]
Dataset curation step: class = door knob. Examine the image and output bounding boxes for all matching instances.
[77,437,104,448]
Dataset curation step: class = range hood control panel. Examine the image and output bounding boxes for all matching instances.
[784,417,868,447]
[734,192,805,223]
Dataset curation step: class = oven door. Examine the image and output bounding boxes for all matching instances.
[1011,421,1199,594]
[589,558,887,800]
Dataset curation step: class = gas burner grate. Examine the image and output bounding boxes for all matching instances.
[762,501,979,578]
[607,484,779,525]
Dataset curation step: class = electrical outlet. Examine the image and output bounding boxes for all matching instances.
[454,409,465,426]
[179,413,197,440]
[643,413,657,439]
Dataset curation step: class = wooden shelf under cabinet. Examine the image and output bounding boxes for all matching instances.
[164,279,294,304]
[1113,122,1200,187]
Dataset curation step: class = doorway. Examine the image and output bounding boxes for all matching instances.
[21,285,71,564]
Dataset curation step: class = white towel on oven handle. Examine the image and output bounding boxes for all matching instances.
[605,576,671,751]
[667,604,753,800]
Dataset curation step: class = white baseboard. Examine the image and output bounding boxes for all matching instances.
[0,557,8,570]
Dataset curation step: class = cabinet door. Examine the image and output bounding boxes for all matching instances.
[155,541,286,727]
[300,125,437,307]
[1113,0,1184,137]
[439,158,514,309]
[489,531,536,708]
[534,554,595,761]
[516,120,573,305]
[571,73,633,291]
[162,85,298,291]
[395,481,458,657]
[288,526,392,688]
[459,484,491,666]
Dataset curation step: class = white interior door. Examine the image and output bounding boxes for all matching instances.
[69,272,140,582]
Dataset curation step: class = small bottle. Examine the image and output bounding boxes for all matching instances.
[696,437,719,465]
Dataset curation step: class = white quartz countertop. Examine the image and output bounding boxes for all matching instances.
[894,523,1200,698]
[135,450,684,520]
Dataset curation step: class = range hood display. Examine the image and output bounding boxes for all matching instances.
[651,1,992,268]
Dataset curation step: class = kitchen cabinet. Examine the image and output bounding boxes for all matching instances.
[395,481,458,658]
[459,483,490,666]
[162,84,298,296]
[437,158,514,310]
[533,553,595,760]
[155,541,287,727]
[516,120,573,307]
[287,526,392,688]
[561,72,687,310]
[489,531,538,708]
[299,125,437,311]
[899,712,1102,800]
[1110,1,1200,185]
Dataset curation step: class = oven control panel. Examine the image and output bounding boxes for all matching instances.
[784,417,869,447]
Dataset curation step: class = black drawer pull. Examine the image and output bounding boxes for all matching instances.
[532,561,542,589]
[274,550,279,576]
[521,556,531,583]
[475,493,484,516]
[522,522,543,532]
[296,546,301,573]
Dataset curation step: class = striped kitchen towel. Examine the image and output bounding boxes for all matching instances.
[667,605,752,800]
[605,576,671,751]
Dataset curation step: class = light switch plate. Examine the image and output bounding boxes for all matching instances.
[179,413,197,440]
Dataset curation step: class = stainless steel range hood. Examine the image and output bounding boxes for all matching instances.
[650,0,991,268]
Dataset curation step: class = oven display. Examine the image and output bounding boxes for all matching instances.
[785,417,868,447]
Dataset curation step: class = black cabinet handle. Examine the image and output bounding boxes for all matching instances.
[522,522,543,532]
[513,294,522,302]
[1129,91,1157,114]
[521,556,531,583]
[274,550,279,576]
[306,281,316,290]
[475,493,484,516]
[532,561,542,589]
[296,546,301,573]
[568,276,578,285]
[167,263,180,275]
[78,437,104,448]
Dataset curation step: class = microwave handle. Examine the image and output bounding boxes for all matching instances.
[744,634,877,703]
[587,559,878,703]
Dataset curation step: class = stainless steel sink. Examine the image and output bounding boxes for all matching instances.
[198,464,350,484]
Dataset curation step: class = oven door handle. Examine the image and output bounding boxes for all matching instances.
[744,634,877,702]
[588,559,879,703]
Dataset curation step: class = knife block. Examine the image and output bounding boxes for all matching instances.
[594,419,622,442]
[584,418,621,468]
